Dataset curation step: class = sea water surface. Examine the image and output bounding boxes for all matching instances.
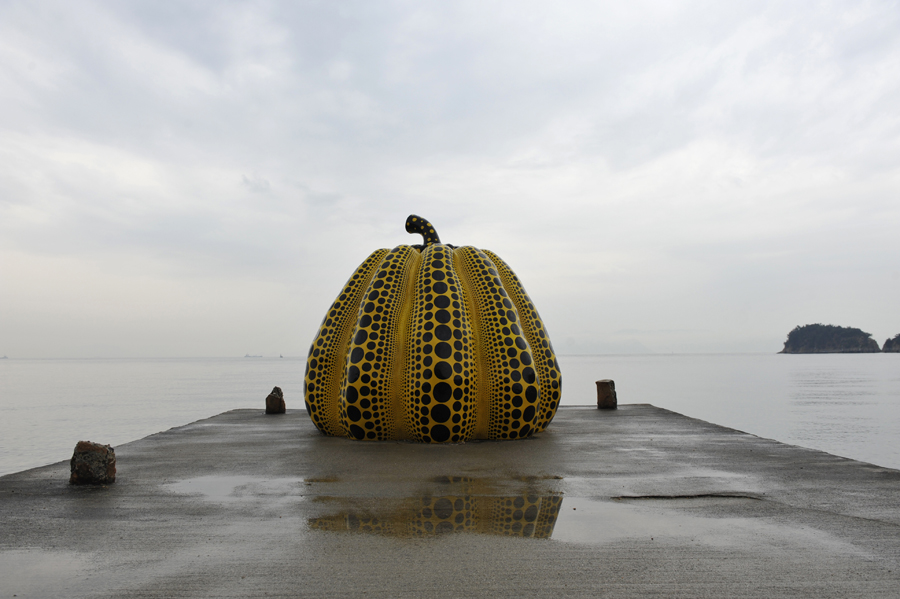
[1,354,898,477]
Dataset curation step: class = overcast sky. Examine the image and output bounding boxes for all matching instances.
[2,0,899,358]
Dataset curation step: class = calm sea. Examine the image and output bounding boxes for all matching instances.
[1,354,898,477]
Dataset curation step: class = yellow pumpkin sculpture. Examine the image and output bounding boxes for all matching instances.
[304,215,561,442]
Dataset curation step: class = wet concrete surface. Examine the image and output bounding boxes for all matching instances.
[1,404,899,598]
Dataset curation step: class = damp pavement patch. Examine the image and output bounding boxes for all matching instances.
[1,405,899,598]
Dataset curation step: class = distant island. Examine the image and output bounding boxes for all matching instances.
[884,334,900,353]
[780,324,881,353]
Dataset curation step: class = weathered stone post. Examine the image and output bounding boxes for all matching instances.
[596,379,617,410]
[266,386,286,414]
[69,441,116,485]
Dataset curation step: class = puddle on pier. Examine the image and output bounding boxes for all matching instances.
[164,474,827,551]
[550,495,862,553]
[164,475,305,503]
[307,475,833,551]
[308,475,563,538]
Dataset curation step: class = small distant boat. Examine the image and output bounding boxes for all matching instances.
[244,354,262,358]
[280,354,283,358]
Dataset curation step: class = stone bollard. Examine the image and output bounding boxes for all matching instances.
[70,441,116,485]
[596,379,617,410]
[266,386,286,414]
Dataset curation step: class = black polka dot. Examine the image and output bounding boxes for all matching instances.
[434,382,452,402]
[430,424,451,442]
[434,362,452,379]
[523,367,536,383]
[431,404,451,423]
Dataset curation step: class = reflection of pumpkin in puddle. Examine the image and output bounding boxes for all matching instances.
[309,494,563,538]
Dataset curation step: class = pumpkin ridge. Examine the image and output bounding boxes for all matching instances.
[391,247,421,441]
[457,247,539,439]
[483,250,561,433]
[459,247,507,439]
[340,246,417,440]
[405,243,476,442]
[453,247,490,440]
[305,248,389,436]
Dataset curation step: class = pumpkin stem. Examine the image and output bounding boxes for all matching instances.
[405,215,441,247]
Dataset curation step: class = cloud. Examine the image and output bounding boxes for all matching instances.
[1,0,899,356]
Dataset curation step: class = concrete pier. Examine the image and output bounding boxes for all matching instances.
[1,405,899,598]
